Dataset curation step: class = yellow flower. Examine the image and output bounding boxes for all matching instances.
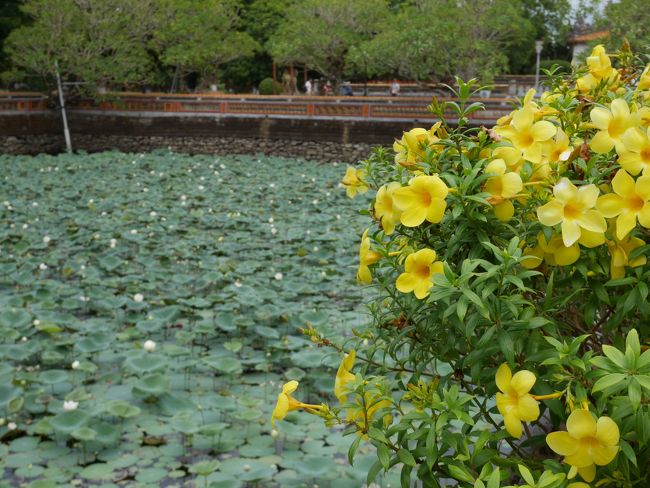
[521,233,580,269]
[618,126,650,175]
[392,174,449,227]
[537,178,606,247]
[393,124,441,168]
[374,182,402,235]
[495,363,540,438]
[484,159,523,221]
[357,229,382,284]
[271,380,322,427]
[495,106,557,164]
[341,166,369,198]
[546,409,619,483]
[596,170,650,239]
[589,99,637,154]
[396,248,444,299]
[492,146,525,173]
[608,233,647,279]
[576,45,619,92]
[334,350,356,402]
[543,127,573,164]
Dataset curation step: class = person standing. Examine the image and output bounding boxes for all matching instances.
[390,79,400,96]
[304,79,312,95]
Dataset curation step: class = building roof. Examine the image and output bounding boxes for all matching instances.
[570,30,610,43]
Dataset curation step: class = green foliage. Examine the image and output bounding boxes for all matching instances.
[258,77,282,95]
[597,0,650,53]
[267,0,388,89]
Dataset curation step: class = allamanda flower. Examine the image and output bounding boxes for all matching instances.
[589,99,637,154]
[618,126,650,175]
[484,159,523,221]
[546,409,619,483]
[576,45,619,93]
[392,174,449,227]
[521,232,580,269]
[596,169,650,239]
[396,248,444,299]
[374,182,402,235]
[495,106,556,164]
[607,231,647,279]
[357,229,382,284]
[341,166,369,198]
[495,363,540,438]
[537,178,606,247]
[393,124,441,168]
[271,380,323,427]
[334,350,356,402]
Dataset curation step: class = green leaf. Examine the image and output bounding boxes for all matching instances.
[397,448,416,467]
[347,436,361,466]
[377,443,390,469]
[448,464,474,483]
[592,373,628,393]
[487,467,500,488]
[628,379,642,411]
[518,464,534,485]
[602,345,626,369]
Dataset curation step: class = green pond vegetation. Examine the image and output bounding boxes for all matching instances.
[0,151,402,487]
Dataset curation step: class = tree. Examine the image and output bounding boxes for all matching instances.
[0,0,27,81]
[220,0,292,93]
[267,0,388,91]
[350,0,534,84]
[4,0,160,92]
[151,0,257,91]
[597,0,650,53]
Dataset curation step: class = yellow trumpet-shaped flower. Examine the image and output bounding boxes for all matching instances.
[396,248,444,299]
[537,178,606,247]
[495,106,557,164]
[546,409,619,483]
[576,45,619,92]
[543,127,573,164]
[589,99,637,154]
[521,233,580,269]
[334,350,356,402]
[374,182,402,235]
[357,229,382,284]
[596,169,650,239]
[393,124,441,168]
[341,166,369,198]
[484,159,523,221]
[618,126,650,175]
[492,145,525,173]
[393,174,449,227]
[271,380,322,427]
[495,363,540,438]
[608,232,647,280]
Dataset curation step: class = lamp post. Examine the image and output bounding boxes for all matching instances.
[534,40,544,95]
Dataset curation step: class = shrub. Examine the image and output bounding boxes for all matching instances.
[273,45,650,487]
[258,77,282,95]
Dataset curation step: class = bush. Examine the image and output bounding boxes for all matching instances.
[258,77,282,95]
[273,44,650,487]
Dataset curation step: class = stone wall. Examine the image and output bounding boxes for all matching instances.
[0,111,420,162]
[0,133,376,163]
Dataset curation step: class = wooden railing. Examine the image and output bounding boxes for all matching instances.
[0,91,515,124]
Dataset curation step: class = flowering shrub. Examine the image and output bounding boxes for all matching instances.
[274,46,650,487]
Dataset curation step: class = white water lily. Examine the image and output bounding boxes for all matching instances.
[71,360,80,370]
[43,236,51,244]
[63,400,79,411]
[133,293,144,303]
[274,273,284,281]
[39,263,48,271]
[143,340,156,352]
